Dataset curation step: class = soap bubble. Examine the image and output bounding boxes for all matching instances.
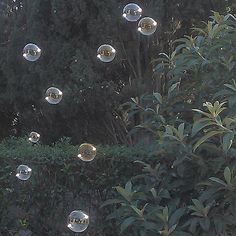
[67,210,89,233]
[16,165,32,181]
[138,17,158,35]
[29,131,40,143]
[122,3,142,22]
[78,143,97,162]
[97,44,116,63]
[23,43,41,62]
[45,87,63,105]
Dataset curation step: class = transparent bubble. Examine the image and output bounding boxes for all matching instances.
[138,17,158,35]
[16,165,32,181]
[97,44,116,63]
[122,3,142,22]
[67,210,89,233]
[78,143,97,162]
[29,131,40,143]
[23,43,41,62]
[45,87,63,105]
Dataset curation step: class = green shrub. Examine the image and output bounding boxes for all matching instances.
[102,12,236,236]
[0,137,151,235]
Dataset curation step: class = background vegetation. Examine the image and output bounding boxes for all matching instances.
[101,12,236,235]
[0,137,149,235]
[0,0,236,236]
[0,0,233,144]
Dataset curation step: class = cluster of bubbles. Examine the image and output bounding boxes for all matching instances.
[16,135,96,232]
[96,4,157,63]
[17,2,158,233]
[23,44,63,105]
[123,3,158,36]
[22,4,157,66]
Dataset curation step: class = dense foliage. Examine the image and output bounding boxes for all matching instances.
[0,137,149,235]
[102,12,236,236]
[1,1,236,236]
[0,0,233,144]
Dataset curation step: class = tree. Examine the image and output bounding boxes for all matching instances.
[0,0,233,144]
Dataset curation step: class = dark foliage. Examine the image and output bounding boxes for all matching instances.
[0,137,150,235]
[0,0,233,144]
[102,11,236,236]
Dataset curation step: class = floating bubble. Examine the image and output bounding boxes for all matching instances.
[97,44,116,63]
[78,143,97,162]
[138,17,158,35]
[29,131,40,143]
[45,87,63,105]
[23,43,41,62]
[122,3,142,22]
[67,210,89,233]
[16,165,32,181]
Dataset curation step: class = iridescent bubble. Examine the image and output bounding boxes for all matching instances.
[138,17,158,35]
[23,43,41,62]
[29,131,40,143]
[122,3,142,22]
[78,143,96,162]
[67,210,89,233]
[16,165,32,181]
[97,44,116,63]
[45,87,63,105]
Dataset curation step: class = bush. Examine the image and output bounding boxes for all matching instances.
[102,12,236,236]
[0,137,151,235]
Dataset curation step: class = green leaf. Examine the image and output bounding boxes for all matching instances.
[188,206,198,212]
[100,199,124,208]
[224,83,236,92]
[159,189,171,199]
[156,213,166,222]
[131,97,138,103]
[153,92,162,104]
[192,109,212,118]
[192,199,204,211]
[224,167,231,185]
[115,186,132,202]
[203,102,215,115]
[120,217,137,233]
[150,188,157,199]
[168,82,180,97]
[169,208,186,226]
[141,203,148,215]
[222,132,234,153]
[192,118,214,137]
[125,181,132,193]
[193,130,224,152]
[178,123,185,139]
[169,224,177,234]
[165,125,174,136]
[130,205,143,217]
[163,206,169,222]
[209,177,227,187]
[191,212,204,217]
